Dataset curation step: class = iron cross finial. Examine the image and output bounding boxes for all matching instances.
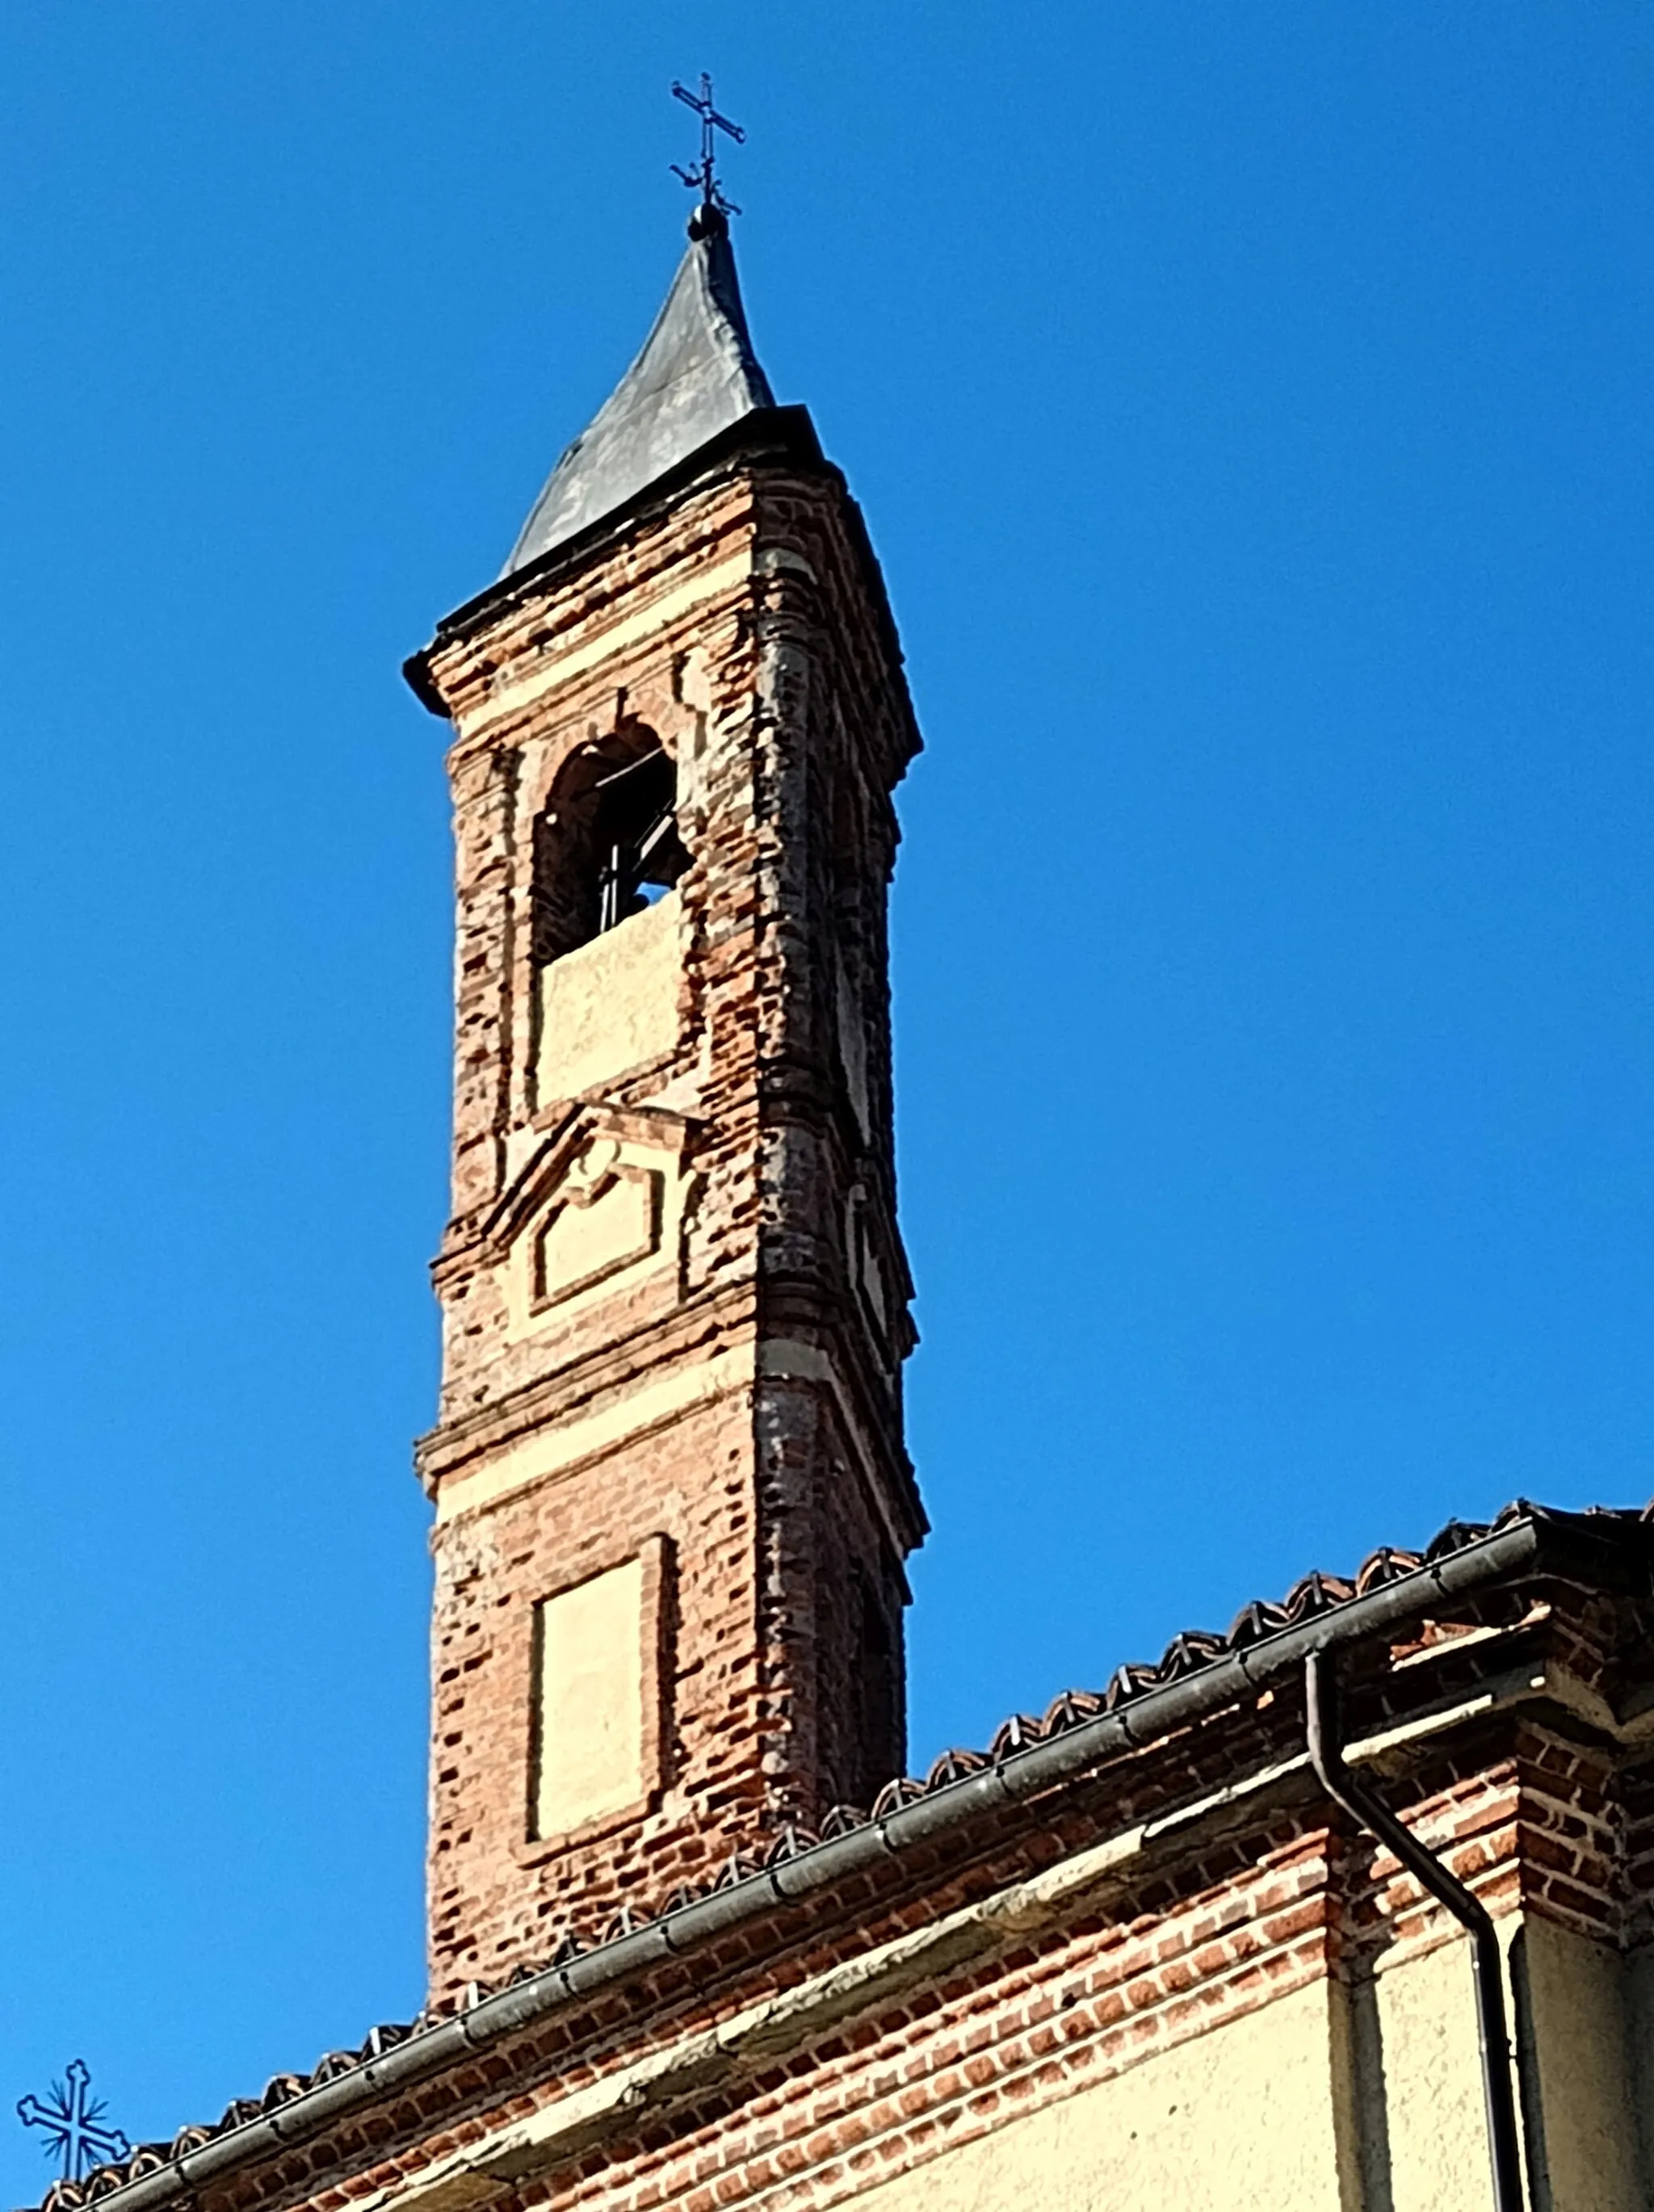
[670,73,745,222]
[18,2061,131,2184]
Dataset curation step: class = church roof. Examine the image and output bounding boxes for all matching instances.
[501,208,775,578]
[36,1494,1652,2212]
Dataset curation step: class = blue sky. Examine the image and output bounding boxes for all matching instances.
[2,2,1650,2194]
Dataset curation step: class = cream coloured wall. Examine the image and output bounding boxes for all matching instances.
[1360,1917,1649,2212]
[837,1981,1348,2212]
[536,891,682,1104]
[1366,1935,1488,2212]
[1518,1916,1644,2212]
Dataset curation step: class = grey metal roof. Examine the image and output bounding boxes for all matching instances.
[502,212,775,577]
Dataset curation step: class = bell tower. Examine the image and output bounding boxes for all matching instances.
[405,201,926,2005]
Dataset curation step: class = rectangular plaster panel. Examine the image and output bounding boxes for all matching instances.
[533,1556,648,1839]
[537,892,682,1105]
[534,1166,660,1307]
[835,958,871,1140]
[502,1125,695,1345]
[837,1979,1345,2212]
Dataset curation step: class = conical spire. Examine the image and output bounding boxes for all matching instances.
[502,209,775,577]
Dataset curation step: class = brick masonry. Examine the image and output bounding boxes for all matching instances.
[414,428,926,2005]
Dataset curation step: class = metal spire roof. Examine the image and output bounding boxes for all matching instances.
[502,208,775,577]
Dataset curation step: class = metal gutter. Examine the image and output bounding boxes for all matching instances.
[84,1509,1631,2212]
[1305,1648,1526,2212]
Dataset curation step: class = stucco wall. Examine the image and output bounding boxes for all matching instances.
[1360,1916,1648,2212]
[1366,1935,1488,2212]
[1518,1916,1644,2212]
[833,1980,1347,2212]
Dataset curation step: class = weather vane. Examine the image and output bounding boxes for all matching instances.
[670,73,745,220]
[18,2063,130,2184]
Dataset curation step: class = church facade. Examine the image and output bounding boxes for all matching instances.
[38,203,1654,2212]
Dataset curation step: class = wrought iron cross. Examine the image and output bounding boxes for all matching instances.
[18,2062,131,2183]
[670,73,745,216]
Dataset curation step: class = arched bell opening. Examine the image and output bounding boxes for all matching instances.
[531,725,689,969]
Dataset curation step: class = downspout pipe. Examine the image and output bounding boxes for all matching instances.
[1303,1648,1526,2212]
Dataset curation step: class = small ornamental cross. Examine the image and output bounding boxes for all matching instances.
[18,2062,131,2183]
[670,73,745,217]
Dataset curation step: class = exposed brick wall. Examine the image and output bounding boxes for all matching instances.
[1515,1727,1623,1940]
[415,444,926,2004]
[430,1388,766,1985]
[534,1827,1344,2212]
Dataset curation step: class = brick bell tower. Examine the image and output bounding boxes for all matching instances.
[404,198,926,2005]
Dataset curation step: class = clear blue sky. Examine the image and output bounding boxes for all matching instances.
[2,2,1649,2193]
